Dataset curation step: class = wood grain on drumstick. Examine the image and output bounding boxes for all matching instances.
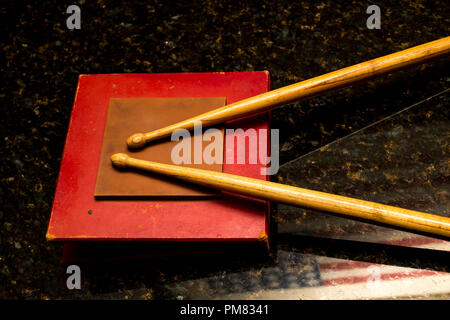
[127,36,450,148]
[111,153,450,238]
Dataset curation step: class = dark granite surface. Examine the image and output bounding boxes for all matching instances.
[277,91,450,249]
[1,0,449,299]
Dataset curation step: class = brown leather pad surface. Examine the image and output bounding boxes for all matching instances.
[95,97,225,197]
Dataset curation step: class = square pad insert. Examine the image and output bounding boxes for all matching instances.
[95,97,225,197]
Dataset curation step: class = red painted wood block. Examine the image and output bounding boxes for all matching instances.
[46,72,271,243]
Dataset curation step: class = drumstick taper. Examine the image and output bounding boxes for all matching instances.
[111,153,450,238]
[127,36,450,148]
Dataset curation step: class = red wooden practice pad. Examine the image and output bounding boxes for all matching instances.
[47,72,271,243]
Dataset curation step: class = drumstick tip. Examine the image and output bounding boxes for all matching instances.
[127,133,146,148]
[111,153,129,168]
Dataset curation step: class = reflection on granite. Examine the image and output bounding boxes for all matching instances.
[166,251,322,299]
[164,250,450,300]
[161,95,450,300]
[1,1,449,299]
[277,91,450,250]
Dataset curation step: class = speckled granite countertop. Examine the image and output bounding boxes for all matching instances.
[1,0,449,299]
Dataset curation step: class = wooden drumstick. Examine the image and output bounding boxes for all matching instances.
[127,36,450,148]
[111,153,450,238]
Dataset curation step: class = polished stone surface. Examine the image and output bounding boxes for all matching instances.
[1,1,449,299]
[277,91,450,250]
